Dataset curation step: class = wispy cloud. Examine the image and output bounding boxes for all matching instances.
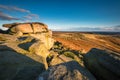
[0,4,40,21]
[0,11,20,20]
[23,14,40,20]
[0,5,30,13]
[12,7,30,13]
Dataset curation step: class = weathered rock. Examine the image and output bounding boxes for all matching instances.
[1,36,33,54]
[0,46,45,80]
[0,23,54,69]
[0,34,18,42]
[3,22,48,35]
[2,22,54,50]
[0,22,55,79]
[38,61,96,80]
[49,52,73,66]
[84,48,120,80]
[30,30,54,50]
[2,22,20,28]
[29,40,49,69]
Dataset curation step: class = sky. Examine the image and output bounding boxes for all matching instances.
[0,0,120,31]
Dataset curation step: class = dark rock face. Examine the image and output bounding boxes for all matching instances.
[0,46,45,80]
[84,48,120,80]
[0,29,7,34]
[38,61,96,80]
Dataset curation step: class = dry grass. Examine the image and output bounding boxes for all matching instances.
[53,32,120,53]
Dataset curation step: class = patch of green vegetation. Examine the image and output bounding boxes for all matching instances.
[64,51,75,59]
[47,53,54,66]
[50,41,84,66]
[51,41,64,54]
[63,51,84,66]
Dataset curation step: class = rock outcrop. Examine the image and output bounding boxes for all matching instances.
[84,48,120,80]
[3,22,54,50]
[0,22,54,80]
[3,22,48,35]
[38,61,96,80]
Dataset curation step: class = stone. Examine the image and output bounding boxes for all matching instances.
[0,46,45,80]
[84,48,120,80]
[0,22,55,79]
[29,40,49,69]
[38,61,96,80]
[2,22,54,50]
[49,53,73,66]
[29,30,54,50]
[3,22,48,35]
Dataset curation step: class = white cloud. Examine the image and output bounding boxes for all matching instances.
[0,4,40,21]
[0,5,30,13]
[23,14,40,20]
[23,14,40,22]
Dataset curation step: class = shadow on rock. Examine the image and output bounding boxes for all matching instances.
[18,37,37,51]
[83,48,120,80]
[0,45,46,80]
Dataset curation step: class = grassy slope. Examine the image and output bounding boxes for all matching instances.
[53,32,120,53]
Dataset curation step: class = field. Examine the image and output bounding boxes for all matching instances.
[53,31,120,54]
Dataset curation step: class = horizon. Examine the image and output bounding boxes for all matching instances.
[0,0,120,31]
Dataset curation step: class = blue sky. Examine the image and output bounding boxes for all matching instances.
[0,0,120,31]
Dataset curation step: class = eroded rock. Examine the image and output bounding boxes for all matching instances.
[38,61,96,80]
[3,22,54,50]
[29,40,49,69]
[0,22,54,80]
[3,22,48,35]
[29,30,54,50]
[49,54,73,66]
[84,48,120,80]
